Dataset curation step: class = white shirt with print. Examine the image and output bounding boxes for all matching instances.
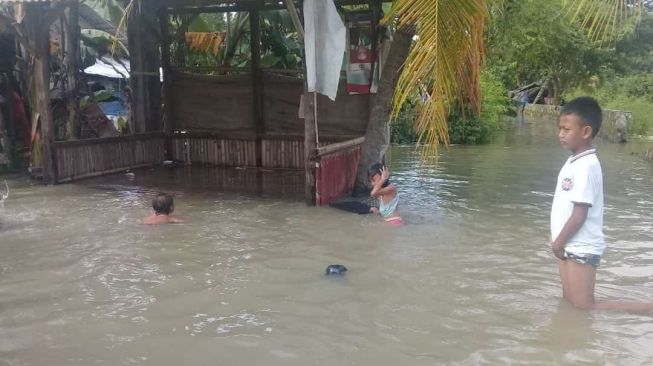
[550,148,605,256]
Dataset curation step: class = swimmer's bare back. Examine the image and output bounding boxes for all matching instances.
[142,214,184,225]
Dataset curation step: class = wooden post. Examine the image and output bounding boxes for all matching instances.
[250,8,263,167]
[298,0,317,205]
[159,8,174,159]
[303,92,317,205]
[33,6,56,183]
[128,0,162,133]
[63,1,80,140]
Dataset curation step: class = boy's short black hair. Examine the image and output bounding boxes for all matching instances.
[560,97,602,137]
[367,163,384,178]
[367,163,390,188]
[153,193,174,215]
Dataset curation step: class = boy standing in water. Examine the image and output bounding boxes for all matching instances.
[143,193,184,225]
[550,97,652,313]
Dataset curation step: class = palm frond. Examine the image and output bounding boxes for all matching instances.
[110,0,135,55]
[384,0,489,158]
[564,0,643,43]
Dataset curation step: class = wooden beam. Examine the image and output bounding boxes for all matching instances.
[164,0,371,13]
[316,137,365,157]
[63,1,81,140]
[160,8,174,160]
[128,1,163,133]
[250,8,264,167]
[303,92,316,205]
[32,5,56,183]
[284,0,304,41]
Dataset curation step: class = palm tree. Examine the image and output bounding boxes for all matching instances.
[361,0,643,167]
[356,0,643,187]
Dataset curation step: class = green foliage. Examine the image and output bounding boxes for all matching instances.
[566,73,653,136]
[85,0,125,27]
[486,0,608,101]
[613,12,653,74]
[391,71,510,145]
[390,101,418,144]
[448,117,491,145]
[259,10,302,69]
[447,71,510,145]
[188,13,226,33]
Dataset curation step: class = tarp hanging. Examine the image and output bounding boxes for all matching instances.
[303,0,346,101]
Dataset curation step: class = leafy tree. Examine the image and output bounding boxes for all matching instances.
[486,0,608,102]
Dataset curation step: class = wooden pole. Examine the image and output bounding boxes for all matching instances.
[284,0,304,42]
[303,91,316,205]
[33,5,56,183]
[63,0,80,140]
[160,8,174,159]
[298,0,316,205]
[249,8,263,167]
[127,1,162,133]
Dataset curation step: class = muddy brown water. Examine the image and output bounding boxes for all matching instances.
[1,121,652,365]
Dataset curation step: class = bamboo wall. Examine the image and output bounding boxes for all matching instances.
[169,73,256,133]
[170,134,258,167]
[55,134,165,182]
[169,72,370,137]
[262,73,370,137]
[171,134,335,169]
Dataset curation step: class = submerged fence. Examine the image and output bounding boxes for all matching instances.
[54,133,365,206]
[55,133,165,183]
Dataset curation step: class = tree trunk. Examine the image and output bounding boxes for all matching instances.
[63,1,80,140]
[533,78,548,105]
[355,28,413,188]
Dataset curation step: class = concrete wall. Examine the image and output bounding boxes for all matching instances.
[523,104,630,143]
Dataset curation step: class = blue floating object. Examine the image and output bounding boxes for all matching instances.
[325,264,347,276]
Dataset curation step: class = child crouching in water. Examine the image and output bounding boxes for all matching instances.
[368,163,404,225]
[143,193,184,225]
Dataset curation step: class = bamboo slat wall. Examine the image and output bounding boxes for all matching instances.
[55,134,165,182]
[171,135,257,167]
[261,138,304,169]
[171,134,337,169]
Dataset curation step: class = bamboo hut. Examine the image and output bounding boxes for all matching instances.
[3,0,384,205]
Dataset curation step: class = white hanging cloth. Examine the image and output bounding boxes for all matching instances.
[303,0,346,101]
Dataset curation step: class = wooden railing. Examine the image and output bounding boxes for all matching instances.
[170,132,350,169]
[315,137,365,206]
[55,133,165,183]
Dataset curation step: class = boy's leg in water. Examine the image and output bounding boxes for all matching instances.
[562,260,596,310]
[558,259,571,300]
[564,260,653,314]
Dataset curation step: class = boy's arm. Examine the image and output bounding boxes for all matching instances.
[370,167,396,197]
[370,184,396,198]
[551,203,589,259]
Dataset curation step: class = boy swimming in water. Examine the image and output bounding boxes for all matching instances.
[368,163,404,225]
[143,193,184,225]
[549,97,653,314]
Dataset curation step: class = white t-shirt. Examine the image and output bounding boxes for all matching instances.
[550,148,605,256]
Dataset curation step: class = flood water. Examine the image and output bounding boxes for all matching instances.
[1,120,653,365]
